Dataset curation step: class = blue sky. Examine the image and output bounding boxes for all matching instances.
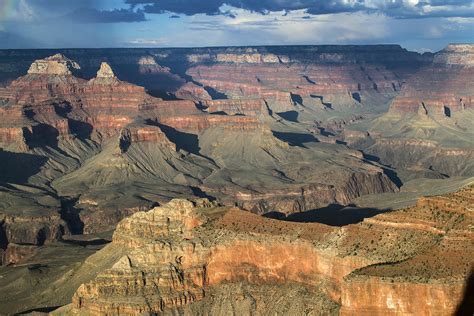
[0,0,472,52]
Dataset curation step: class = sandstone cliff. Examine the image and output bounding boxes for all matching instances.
[67,185,473,315]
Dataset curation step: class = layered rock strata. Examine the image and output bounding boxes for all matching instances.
[69,186,473,315]
[347,44,474,177]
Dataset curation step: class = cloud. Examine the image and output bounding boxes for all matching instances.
[0,0,472,51]
[141,7,473,52]
[61,8,146,23]
[156,9,391,46]
[127,0,224,16]
[125,0,474,18]
[127,38,168,46]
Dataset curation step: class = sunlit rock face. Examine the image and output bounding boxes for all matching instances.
[433,44,474,67]
[70,186,473,315]
[27,53,81,76]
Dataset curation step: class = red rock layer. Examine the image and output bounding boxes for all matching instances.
[174,82,212,101]
[202,99,265,116]
[187,63,401,109]
[71,186,473,315]
[159,115,263,133]
[389,66,473,116]
[0,59,152,143]
[340,188,474,315]
[118,125,176,151]
[389,44,474,117]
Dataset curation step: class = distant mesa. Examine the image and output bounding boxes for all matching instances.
[434,43,474,67]
[27,53,81,76]
[137,56,157,66]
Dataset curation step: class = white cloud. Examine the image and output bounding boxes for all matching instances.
[186,8,390,45]
[143,6,473,51]
[127,38,168,46]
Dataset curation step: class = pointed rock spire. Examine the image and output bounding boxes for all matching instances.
[89,62,119,85]
[96,62,116,78]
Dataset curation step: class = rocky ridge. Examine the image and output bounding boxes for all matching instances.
[65,186,473,315]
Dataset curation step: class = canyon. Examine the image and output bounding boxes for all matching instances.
[50,186,473,315]
[0,44,472,314]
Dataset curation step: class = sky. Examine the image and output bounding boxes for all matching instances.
[0,0,472,52]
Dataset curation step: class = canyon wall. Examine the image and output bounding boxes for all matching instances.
[68,185,473,315]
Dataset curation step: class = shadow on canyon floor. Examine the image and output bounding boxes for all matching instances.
[455,267,474,316]
[0,150,48,184]
[361,152,403,188]
[18,305,63,314]
[272,131,319,148]
[264,204,391,226]
[60,238,110,247]
[276,110,299,122]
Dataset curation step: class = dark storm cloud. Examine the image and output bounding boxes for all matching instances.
[62,8,146,23]
[124,0,474,18]
[427,0,472,5]
[25,0,146,23]
[125,0,359,15]
[128,0,224,16]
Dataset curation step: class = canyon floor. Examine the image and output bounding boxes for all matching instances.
[0,44,473,314]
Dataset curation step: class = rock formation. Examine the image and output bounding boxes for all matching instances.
[174,82,212,101]
[0,45,467,260]
[66,185,473,315]
[433,43,474,67]
[0,45,472,314]
[346,44,474,178]
[27,53,80,76]
[0,54,400,243]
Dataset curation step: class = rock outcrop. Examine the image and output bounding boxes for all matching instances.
[388,44,473,117]
[174,82,212,101]
[433,43,474,67]
[0,186,69,265]
[27,53,80,76]
[68,185,473,315]
[348,44,474,177]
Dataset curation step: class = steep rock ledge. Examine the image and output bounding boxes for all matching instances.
[68,186,473,315]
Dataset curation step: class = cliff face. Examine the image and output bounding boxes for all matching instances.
[341,187,474,315]
[0,46,458,270]
[0,53,398,242]
[187,62,402,111]
[433,44,474,67]
[384,44,473,119]
[69,185,473,315]
[0,186,69,265]
[344,44,474,178]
